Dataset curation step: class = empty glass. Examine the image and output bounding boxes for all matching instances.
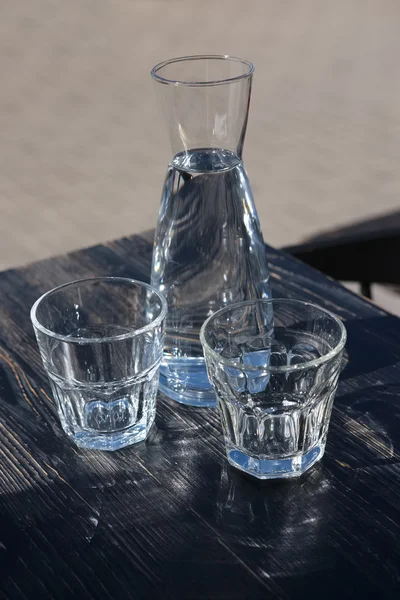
[31,278,167,451]
[200,299,346,479]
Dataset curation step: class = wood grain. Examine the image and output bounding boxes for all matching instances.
[0,233,399,599]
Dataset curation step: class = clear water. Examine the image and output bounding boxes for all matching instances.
[47,326,161,450]
[209,331,341,478]
[151,148,271,406]
[49,369,159,450]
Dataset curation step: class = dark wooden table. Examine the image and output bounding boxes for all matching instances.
[0,232,400,599]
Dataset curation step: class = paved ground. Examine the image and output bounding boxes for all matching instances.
[0,0,399,310]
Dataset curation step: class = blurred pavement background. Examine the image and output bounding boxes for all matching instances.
[0,0,399,309]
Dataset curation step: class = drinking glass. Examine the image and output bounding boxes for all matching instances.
[31,278,167,451]
[200,299,346,479]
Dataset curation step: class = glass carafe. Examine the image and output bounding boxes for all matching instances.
[151,55,271,407]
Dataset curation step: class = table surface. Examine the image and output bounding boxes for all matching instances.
[0,233,400,599]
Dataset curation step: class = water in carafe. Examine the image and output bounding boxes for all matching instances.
[151,56,271,406]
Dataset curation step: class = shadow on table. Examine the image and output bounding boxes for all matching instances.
[340,313,400,380]
[283,209,400,299]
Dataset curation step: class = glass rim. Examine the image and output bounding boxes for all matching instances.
[200,298,347,373]
[30,277,168,344]
[151,54,254,87]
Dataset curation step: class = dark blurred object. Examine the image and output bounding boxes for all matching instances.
[284,210,400,299]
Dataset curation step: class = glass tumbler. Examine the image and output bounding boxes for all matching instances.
[31,278,167,451]
[200,299,346,479]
